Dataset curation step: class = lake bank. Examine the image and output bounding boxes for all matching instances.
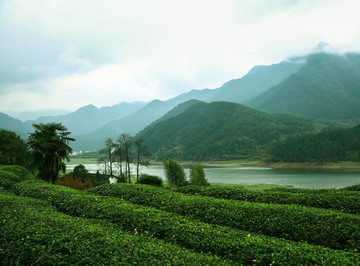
[69,157,360,169]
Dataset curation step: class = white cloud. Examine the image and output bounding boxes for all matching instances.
[1,0,360,112]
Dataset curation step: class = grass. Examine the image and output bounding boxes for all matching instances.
[67,157,98,165]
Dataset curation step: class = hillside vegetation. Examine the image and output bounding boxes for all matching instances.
[136,101,314,160]
[249,53,360,121]
[269,124,360,162]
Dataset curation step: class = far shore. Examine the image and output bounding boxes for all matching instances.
[68,157,360,170]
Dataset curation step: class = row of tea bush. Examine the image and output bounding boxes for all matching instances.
[89,183,360,252]
[173,185,360,214]
[0,188,230,265]
[11,180,360,265]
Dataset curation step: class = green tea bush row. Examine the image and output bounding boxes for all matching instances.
[173,185,360,214]
[12,180,360,265]
[89,183,360,252]
[269,186,360,195]
[0,165,34,190]
[0,190,230,265]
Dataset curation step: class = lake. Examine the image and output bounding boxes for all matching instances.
[66,163,360,189]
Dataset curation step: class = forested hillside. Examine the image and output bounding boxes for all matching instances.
[136,101,314,160]
[270,124,360,162]
[248,53,360,121]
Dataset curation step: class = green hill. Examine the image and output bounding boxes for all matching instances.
[136,101,314,160]
[248,53,360,121]
[270,124,360,162]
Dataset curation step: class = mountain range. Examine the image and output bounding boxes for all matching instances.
[1,47,360,155]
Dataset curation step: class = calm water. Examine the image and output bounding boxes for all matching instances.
[66,164,360,189]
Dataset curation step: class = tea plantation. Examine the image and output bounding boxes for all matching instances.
[1,165,360,265]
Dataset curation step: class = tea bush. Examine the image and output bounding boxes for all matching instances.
[0,190,231,265]
[137,174,163,187]
[0,165,34,190]
[90,183,360,251]
[174,185,360,214]
[12,180,360,265]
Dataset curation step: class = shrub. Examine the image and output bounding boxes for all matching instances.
[12,180,360,265]
[137,174,163,187]
[56,175,93,190]
[342,184,360,191]
[0,165,34,190]
[163,159,187,186]
[189,165,209,186]
[0,189,229,265]
[174,185,360,214]
[89,183,360,252]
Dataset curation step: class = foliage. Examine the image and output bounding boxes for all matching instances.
[174,185,360,214]
[249,53,360,120]
[89,183,360,252]
[73,164,89,182]
[341,184,360,191]
[0,165,34,190]
[137,174,163,187]
[137,101,314,161]
[27,123,75,183]
[163,159,187,186]
[0,129,31,168]
[270,124,360,162]
[98,138,116,176]
[56,175,93,190]
[189,165,209,186]
[134,138,151,182]
[10,180,360,265]
[0,190,228,265]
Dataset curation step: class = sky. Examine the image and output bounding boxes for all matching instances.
[1,0,360,114]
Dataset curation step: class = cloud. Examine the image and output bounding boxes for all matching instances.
[1,0,360,112]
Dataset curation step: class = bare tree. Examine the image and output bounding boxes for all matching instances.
[134,139,151,182]
[98,138,115,176]
[118,134,133,183]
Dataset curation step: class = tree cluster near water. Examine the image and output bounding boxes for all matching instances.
[163,159,208,187]
[270,124,360,162]
[98,134,150,183]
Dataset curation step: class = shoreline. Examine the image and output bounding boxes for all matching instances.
[69,157,360,170]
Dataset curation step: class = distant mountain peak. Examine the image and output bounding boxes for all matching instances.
[311,42,338,54]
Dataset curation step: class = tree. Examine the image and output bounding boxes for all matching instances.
[134,139,151,182]
[0,129,31,168]
[163,159,187,186]
[189,165,209,186]
[98,138,115,176]
[73,164,89,182]
[27,123,75,184]
[118,134,133,183]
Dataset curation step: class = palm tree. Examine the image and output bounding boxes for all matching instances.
[27,123,75,183]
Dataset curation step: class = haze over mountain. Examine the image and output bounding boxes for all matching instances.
[2,47,360,153]
[248,53,360,121]
[24,101,146,136]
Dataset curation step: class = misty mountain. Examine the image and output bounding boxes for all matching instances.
[71,57,307,151]
[72,99,191,151]
[0,112,32,139]
[248,53,360,121]
[5,109,71,121]
[136,101,314,160]
[206,59,304,103]
[24,101,147,136]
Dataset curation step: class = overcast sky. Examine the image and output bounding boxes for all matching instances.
[1,0,360,113]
